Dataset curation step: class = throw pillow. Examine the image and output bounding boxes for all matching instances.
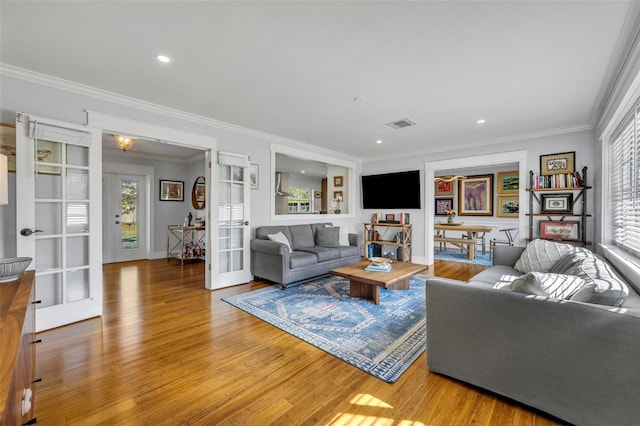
[267,231,292,253]
[550,250,629,306]
[514,239,574,273]
[315,226,340,247]
[499,271,592,299]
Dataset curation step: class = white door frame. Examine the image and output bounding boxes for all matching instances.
[103,162,153,263]
[424,150,528,265]
[87,112,216,289]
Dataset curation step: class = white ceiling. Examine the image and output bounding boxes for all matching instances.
[0,1,635,160]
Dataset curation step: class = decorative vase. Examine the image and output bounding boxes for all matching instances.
[447,215,454,224]
[334,209,341,214]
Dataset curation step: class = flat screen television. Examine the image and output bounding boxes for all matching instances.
[361,170,421,209]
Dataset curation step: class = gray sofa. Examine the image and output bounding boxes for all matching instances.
[426,243,640,426]
[251,223,361,289]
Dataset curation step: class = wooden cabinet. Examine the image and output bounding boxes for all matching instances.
[1,271,37,426]
[363,223,412,262]
[527,166,591,246]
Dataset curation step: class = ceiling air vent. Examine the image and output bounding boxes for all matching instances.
[385,118,417,129]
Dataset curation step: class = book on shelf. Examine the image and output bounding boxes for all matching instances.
[365,262,392,272]
[532,171,584,189]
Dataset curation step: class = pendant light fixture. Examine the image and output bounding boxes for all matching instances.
[113,135,134,152]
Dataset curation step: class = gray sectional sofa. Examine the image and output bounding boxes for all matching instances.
[251,223,361,289]
[426,241,640,426]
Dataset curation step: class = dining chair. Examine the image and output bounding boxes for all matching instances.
[489,227,518,259]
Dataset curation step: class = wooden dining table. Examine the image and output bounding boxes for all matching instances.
[434,223,493,260]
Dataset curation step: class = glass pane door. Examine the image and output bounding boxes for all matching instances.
[218,165,246,273]
[34,139,91,306]
[16,114,102,332]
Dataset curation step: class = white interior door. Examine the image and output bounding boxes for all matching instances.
[212,151,251,289]
[102,173,148,263]
[15,113,102,332]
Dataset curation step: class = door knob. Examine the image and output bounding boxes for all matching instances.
[244,221,249,225]
[20,228,44,237]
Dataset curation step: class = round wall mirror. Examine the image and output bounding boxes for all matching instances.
[192,176,206,209]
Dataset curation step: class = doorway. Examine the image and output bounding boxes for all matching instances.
[102,166,152,263]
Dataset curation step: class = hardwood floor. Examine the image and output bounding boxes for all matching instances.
[35,259,562,425]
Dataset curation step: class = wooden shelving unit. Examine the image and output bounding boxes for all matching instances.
[527,166,591,246]
[363,222,412,262]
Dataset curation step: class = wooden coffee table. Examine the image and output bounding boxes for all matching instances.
[331,261,428,305]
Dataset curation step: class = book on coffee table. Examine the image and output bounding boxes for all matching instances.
[365,263,392,272]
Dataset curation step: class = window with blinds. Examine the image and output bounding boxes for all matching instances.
[609,101,640,257]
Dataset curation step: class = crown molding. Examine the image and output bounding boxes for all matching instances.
[0,63,360,163]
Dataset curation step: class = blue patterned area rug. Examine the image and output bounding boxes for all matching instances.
[433,249,492,266]
[223,274,428,383]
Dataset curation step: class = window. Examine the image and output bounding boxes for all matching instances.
[609,100,640,258]
[288,187,311,213]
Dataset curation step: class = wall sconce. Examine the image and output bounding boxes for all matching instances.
[113,135,134,152]
[0,154,8,205]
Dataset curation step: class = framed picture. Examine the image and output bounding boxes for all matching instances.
[0,123,16,172]
[159,179,184,201]
[385,213,395,222]
[539,220,580,240]
[333,190,343,201]
[497,170,519,194]
[540,193,573,214]
[459,174,493,216]
[497,195,519,218]
[334,176,343,187]
[250,163,259,190]
[435,198,454,216]
[540,151,575,175]
[435,179,454,196]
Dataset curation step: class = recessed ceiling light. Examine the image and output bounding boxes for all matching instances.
[376,140,383,144]
[477,119,486,124]
[301,170,306,174]
[156,55,171,63]
[353,96,367,102]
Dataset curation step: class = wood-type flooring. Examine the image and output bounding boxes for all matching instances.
[34,259,562,425]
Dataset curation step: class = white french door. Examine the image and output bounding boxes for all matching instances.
[102,172,148,263]
[15,113,102,332]
[211,151,251,289]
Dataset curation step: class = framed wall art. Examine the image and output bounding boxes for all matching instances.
[497,170,519,194]
[458,174,493,216]
[0,123,16,172]
[334,176,343,187]
[435,198,454,216]
[159,179,184,201]
[539,220,580,240]
[540,151,575,175]
[435,179,454,196]
[540,193,573,214]
[497,195,519,218]
[250,163,259,190]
